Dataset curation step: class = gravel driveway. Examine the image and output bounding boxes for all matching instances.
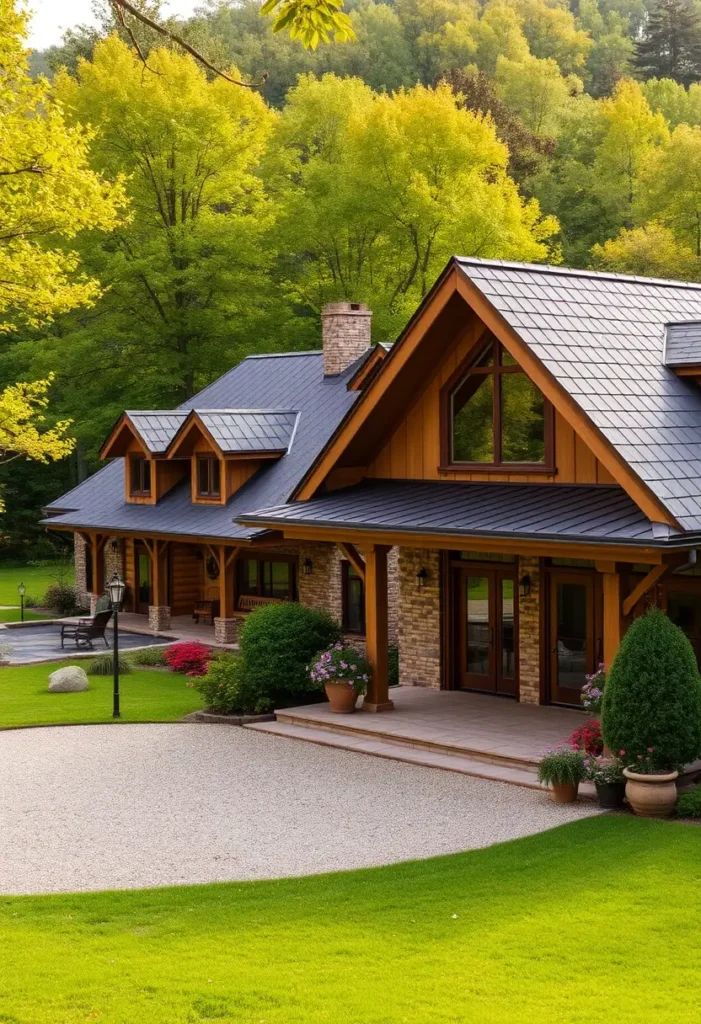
[0,724,600,894]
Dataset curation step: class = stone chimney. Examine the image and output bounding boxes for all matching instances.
[322,302,372,376]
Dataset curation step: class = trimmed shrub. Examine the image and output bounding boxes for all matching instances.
[602,609,701,772]
[163,641,213,677]
[128,645,168,667]
[677,786,701,819]
[87,652,132,676]
[43,582,85,617]
[239,602,341,702]
[196,653,272,715]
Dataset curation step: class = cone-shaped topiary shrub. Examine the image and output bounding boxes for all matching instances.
[602,609,701,772]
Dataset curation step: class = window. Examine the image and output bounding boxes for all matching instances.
[129,455,151,496]
[197,456,221,498]
[238,557,296,602]
[342,561,365,634]
[445,337,549,469]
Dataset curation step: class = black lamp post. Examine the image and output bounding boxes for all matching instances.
[17,582,25,622]
[107,573,126,719]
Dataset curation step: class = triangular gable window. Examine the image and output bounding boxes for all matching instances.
[443,336,553,470]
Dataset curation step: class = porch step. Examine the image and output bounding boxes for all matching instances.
[273,708,539,772]
[245,720,555,792]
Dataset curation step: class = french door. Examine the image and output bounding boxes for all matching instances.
[548,572,598,706]
[456,567,518,697]
[134,542,151,614]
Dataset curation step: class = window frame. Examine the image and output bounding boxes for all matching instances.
[129,454,152,496]
[341,560,365,635]
[440,335,554,473]
[196,455,221,499]
[237,554,297,604]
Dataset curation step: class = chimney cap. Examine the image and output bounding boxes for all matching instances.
[322,301,370,315]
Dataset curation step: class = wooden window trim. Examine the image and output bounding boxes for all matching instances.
[129,454,152,497]
[341,560,366,635]
[439,336,555,473]
[237,554,298,605]
[196,456,221,499]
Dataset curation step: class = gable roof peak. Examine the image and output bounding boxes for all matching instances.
[455,255,701,291]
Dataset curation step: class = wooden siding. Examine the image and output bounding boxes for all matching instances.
[170,543,204,615]
[366,322,614,485]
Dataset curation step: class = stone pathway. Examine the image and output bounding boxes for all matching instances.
[0,723,600,894]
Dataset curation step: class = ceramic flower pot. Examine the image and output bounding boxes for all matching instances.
[550,781,579,804]
[623,768,679,818]
[324,681,360,713]
[595,780,626,810]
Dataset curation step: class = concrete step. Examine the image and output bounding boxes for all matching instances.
[245,719,589,793]
[273,709,539,773]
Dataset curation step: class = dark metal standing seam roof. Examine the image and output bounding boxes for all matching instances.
[238,479,685,548]
[196,410,299,454]
[43,354,359,541]
[456,258,701,532]
[125,411,188,454]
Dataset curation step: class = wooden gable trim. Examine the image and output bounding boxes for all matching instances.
[347,347,389,391]
[100,413,150,460]
[296,266,462,499]
[453,272,679,528]
[167,413,225,460]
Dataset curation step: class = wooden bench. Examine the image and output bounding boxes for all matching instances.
[193,600,220,624]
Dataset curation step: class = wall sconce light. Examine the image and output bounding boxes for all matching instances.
[303,557,313,576]
[416,566,428,588]
[111,539,119,553]
[519,574,531,599]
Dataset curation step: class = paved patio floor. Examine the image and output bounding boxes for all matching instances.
[0,723,599,895]
[0,622,170,664]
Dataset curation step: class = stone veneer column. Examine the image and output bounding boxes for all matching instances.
[398,548,441,689]
[518,555,541,704]
[297,542,343,621]
[148,605,171,632]
[103,537,124,583]
[74,533,89,609]
[214,617,240,644]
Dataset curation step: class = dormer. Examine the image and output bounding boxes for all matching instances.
[664,322,701,383]
[100,411,189,504]
[167,409,300,505]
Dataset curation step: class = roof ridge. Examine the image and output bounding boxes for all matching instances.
[456,256,701,291]
[242,351,322,360]
[195,408,299,414]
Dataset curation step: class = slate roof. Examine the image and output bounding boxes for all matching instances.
[664,322,701,367]
[124,411,188,454]
[44,353,359,541]
[456,258,701,532]
[239,480,687,548]
[196,410,299,455]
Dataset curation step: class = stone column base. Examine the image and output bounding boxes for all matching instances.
[214,617,240,644]
[148,605,171,632]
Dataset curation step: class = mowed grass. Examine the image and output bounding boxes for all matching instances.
[0,561,74,606]
[0,607,50,622]
[0,816,699,1023]
[0,661,203,728]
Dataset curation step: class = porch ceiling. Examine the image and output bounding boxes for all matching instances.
[238,479,695,549]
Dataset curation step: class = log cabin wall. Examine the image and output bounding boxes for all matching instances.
[169,543,205,615]
[366,319,615,485]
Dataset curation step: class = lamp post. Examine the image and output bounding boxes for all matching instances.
[107,573,126,719]
[17,582,25,623]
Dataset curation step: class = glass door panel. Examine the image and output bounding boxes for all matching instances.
[457,568,518,696]
[498,578,518,696]
[465,575,491,687]
[549,573,595,705]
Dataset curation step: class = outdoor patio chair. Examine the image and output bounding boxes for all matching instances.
[60,609,113,650]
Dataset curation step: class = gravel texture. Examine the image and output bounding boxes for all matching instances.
[0,724,600,894]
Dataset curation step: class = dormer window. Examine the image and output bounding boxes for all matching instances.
[129,455,151,496]
[443,338,551,470]
[197,456,221,498]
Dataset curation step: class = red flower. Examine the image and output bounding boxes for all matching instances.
[568,719,603,756]
[163,641,213,677]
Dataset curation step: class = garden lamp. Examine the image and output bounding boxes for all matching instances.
[18,581,26,623]
[107,573,125,719]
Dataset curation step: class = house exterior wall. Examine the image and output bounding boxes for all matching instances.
[398,548,442,689]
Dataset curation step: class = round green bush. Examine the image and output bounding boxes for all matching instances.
[87,652,133,676]
[676,785,701,819]
[602,609,701,771]
[196,653,272,715]
[239,602,341,703]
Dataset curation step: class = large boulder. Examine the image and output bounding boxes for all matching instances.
[48,666,89,693]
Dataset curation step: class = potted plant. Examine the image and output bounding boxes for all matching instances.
[569,719,603,756]
[581,664,605,714]
[537,747,587,803]
[309,643,369,713]
[585,754,626,809]
[602,610,701,818]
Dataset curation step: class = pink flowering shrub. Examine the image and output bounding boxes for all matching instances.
[309,643,370,694]
[163,641,213,678]
[581,664,605,713]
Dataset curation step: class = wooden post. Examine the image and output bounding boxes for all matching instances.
[363,544,394,712]
[602,571,621,669]
[151,539,169,608]
[92,534,105,599]
[219,545,237,619]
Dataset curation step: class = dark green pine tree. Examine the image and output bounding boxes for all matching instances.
[636,0,701,85]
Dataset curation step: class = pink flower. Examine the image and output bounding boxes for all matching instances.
[647,747,654,753]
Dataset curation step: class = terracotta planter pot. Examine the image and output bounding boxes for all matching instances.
[595,780,626,810]
[324,681,360,714]
[550,781,579,804]
[623,768,679,818]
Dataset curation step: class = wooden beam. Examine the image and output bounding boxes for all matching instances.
[218,543,236,618]
[151,539,169,607]
[224,546,240,570]
[602,571,621,669]
[91,533,105,597]
[338,542,365,582]
[622,564,668,617]
[595,560,616,575]
[363,545,393,713]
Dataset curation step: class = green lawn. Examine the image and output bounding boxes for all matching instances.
[0,661,203,728]
[0,607,50,622]
[0,816,699,1023]
[0,561,74,606]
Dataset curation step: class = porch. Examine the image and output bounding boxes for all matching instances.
[248,686,594,793]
